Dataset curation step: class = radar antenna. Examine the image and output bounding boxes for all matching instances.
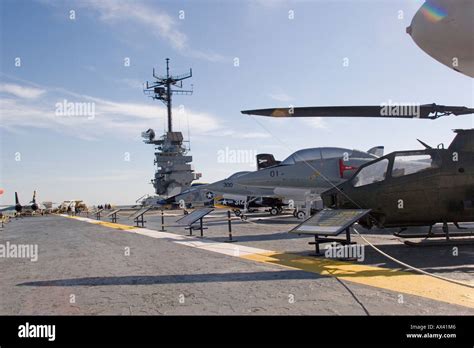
[144,58,193,132]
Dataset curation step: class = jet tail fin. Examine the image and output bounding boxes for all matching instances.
[256,154,281,170]
[15,192,20,205]
[32,190,36,203]
[367,146,384,157]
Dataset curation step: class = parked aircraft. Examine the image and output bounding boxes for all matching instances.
[165,146,383,218]
[321,129,474,240]
[0,191,42,215]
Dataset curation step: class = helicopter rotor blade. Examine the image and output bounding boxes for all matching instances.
[241,104,474,120]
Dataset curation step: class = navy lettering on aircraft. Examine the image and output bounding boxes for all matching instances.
[269,170,281,177]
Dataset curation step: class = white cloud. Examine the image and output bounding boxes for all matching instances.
[240,132,271,139]
[0,83,46,99]
[268,92,293,103]
[187,50,227,63]
[84,0,187,50]
[211,129,271,139]
[72,0,226,62]
[303,117,326,129]
[119,78,145,90]
[0,80,259,141]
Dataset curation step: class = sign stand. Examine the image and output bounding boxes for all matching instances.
[289,209,371,256]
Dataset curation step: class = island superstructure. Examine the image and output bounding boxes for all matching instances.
[141,59,201,202]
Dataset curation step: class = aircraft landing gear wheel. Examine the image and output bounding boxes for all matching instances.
[241,215,247,220]
[296,211,306,219]
[270,207,279,216]
[234,209,241,217]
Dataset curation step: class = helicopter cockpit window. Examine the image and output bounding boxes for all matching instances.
[352,159,389,187]
[391,154,439,178]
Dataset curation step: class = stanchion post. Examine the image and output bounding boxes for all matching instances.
[225,210,237,243]
[160,209,166,231]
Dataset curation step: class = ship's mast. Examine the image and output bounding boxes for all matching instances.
[166,59,172,131]
[144,58,193,132]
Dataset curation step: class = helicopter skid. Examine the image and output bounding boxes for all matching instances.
[403,237,474,247]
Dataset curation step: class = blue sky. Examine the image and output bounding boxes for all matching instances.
[1,0,472,205]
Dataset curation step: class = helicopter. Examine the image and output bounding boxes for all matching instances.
[319,129,473,240]
[240,0,473,244]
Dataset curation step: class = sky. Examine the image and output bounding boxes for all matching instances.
[1,0,473,205]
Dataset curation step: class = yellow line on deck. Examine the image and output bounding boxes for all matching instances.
[95,221,136,230]
[62,215,136,231]
[241,252,474,309]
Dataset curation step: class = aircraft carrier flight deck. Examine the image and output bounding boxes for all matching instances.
[1,210,472,315]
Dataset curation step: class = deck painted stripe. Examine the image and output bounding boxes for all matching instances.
[59,214,474,309]
[240,252,474,309]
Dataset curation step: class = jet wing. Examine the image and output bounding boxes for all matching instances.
[0,205,15,212]
[241,104,474,120]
